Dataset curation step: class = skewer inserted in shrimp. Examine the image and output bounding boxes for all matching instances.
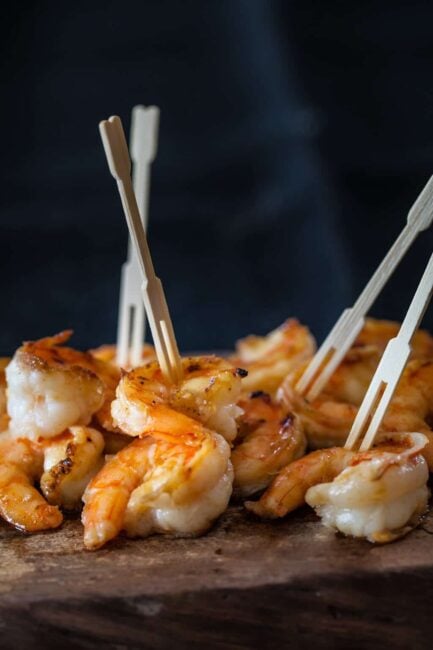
[5,332,120,439]
[231,391,306,496]
[112,356,244,443]
[230,319,316,396]
[306,433,429,543]
[82,411,233,550]
[247,433,429,543]
[279,357,433,463]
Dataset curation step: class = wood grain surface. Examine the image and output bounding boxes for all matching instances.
[1,504,432,650]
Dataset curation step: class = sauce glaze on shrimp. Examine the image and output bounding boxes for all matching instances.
[306,433,429,543]
[230,319,316,396]
[246,433,429,545]
[6,332,120,439]
[112,356,244,443]
[232,391,306,496]
[82,411,233,550]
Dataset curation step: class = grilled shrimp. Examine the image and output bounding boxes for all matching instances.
[0,433,62,532]
[40,426,105,510]
[82,411,233,550]
[246,432,429,544]
[278,379,358,450]
[230,319,316,396]
[279,357,433,458]
[6,332,120,439]
[0,358,9,432]
[112,356,244,443]
[355,318,433,358]
[246,445,354,518]
[306,433,429,543]
[232,391,306,496]
[318,319,433,405]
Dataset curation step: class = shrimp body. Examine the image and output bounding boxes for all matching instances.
[246,433,429,543]
[231,319,316,395]
[355,318,433,358]
[0,433,62,532]
[40,426,105,510]
[232,391,306,496]
[112,356,244,443]
[82,411,233,550]
[279,356,433,459]
[246,446,354,518]
[306,433,429,543]
[6,332,119,439]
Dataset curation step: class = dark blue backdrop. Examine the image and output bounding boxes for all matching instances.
[1,1,433,354]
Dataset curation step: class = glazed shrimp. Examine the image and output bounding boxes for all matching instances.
[355,318,433,359]
[82,411,233,550]
[0,433,62,532]
[230,319,316,396]
[246,446,354,518]
[314,319,433,404]
[231,391,306,496]
[246,433,428,542]
[276,346,381,450]
[112,356,244,443]
[6,332,120,439]
[40,426,105,510]
[279,355,433,456]
[0,358,9,432]
[306,433,429,543]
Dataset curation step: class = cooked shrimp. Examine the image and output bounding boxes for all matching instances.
[306,433,429,543]
[321,345,382,406]
[82,411,233,550]
[6,332,120,439]
[112,356,244,443]
[312,319,433,406]
[40,426,105,510]
[379,359,433,468]
[0,433,62,532]
[231,391,306,496]
[230,319,316,396]
[355,318,433,359]
[246,445,354,518]
[246,433,429,539]
[279,356,433,458]
[0,358,9,432]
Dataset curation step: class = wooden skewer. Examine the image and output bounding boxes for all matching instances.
[100,115,183,384]
[296,175,433,402]
[116,105,160,368]
[345,251,433,452]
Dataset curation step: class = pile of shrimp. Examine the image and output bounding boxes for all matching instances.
[0,331,247,549]
[0,316,432,549]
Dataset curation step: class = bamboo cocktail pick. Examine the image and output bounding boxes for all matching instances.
[100,115,183,384]
[345,251,433,452]
[116,105,160,368]
[296,175,433,401]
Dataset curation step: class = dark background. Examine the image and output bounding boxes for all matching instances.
[2,0,433,354]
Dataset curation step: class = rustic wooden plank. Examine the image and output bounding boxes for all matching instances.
[1,505,432,649]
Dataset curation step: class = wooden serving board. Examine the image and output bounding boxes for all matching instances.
[1,505,433,650]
